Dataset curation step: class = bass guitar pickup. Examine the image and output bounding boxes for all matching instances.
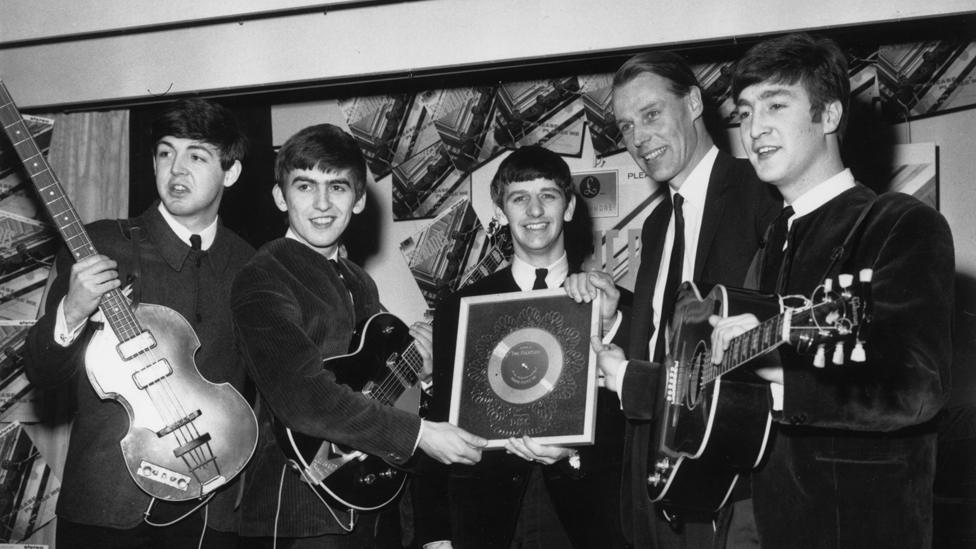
[117,331,157,360]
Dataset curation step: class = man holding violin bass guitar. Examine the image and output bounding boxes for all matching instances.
[23,98,258,548]
[230,123,487,549]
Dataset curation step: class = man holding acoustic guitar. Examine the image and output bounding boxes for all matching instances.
[230,123,487,548]
[707,33,954,548]
[24,98,257,548]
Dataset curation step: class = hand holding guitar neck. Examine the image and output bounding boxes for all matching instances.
[63,254,121,329]
[408,321,433,382]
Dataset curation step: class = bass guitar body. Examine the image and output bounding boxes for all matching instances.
[86,303,258,502]
[274,312,422,512]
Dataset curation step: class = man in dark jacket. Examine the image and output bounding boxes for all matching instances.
[231,123,486,548]
[709,32,954,549]
[25,98,255,548]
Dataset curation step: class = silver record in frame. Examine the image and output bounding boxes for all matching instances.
[449,288,600,448]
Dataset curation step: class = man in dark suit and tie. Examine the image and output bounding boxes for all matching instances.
[572,51,780,548]
[413,145,629,548]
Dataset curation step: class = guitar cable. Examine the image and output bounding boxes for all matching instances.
[290,461,357,531]
[272,462,357,548]
[141,493,214,548]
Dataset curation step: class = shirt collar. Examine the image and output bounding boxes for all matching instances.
[285,228,340,261]
[510,252,568,291]
[788,168,856,224]
[157,202,218,250]
[669,145,717,213]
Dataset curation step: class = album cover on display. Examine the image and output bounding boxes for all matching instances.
[449,289,599,448]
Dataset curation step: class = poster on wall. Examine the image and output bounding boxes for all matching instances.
[339,93,416,180]
[888,142,938,209]
[0,422,60,544]
[693,62,738,126]
[491,78,585,156]
[579,74,624,160]
[391,144,470,220]
[878,40,976,121]
[430,87,502,173]
[0,115,57,424]
[399,198,509,311]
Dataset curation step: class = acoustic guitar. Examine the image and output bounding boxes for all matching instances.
[647,274,871,512]
[0,80,258,502]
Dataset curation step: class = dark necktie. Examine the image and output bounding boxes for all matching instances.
[532,268,548,290]
[189,234,203,322]
[761,206,795,293]
[653,193,684,363]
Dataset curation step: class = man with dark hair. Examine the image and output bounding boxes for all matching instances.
[25,98,255,548]
[231,123,486,548]
[708,32,954,548]
[413,145,629,548]
[577,50,780,548]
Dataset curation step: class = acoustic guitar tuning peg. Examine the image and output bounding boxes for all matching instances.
[859,269,873,283]
[813,345,826,368]
[832,342,845,365]
[838,274,854,289]
[851,341,866,362]
[823,278,833,293]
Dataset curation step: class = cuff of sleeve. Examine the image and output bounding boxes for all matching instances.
[614,361,629,409]
[413,419,425,454]
[54,298,85,347]
[602,311,622,342]
[769,381,784,411]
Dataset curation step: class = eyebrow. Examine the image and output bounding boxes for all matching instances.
[736,87,796,107]
[289,176,351,186]
[156,139,217,156]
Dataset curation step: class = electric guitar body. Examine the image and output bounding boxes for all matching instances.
[274,312,421,511]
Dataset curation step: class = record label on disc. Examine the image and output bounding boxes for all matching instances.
[488,327,563,404]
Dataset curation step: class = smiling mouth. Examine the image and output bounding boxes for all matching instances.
[522,221,549,231]
[641,146,667,163]
[754,145,779,158]
[310,216,336,228]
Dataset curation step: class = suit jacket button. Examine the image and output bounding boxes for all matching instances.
[511,474,522,483]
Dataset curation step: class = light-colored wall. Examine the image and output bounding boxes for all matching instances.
[2,0,974,108]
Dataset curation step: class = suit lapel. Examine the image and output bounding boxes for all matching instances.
[629,198,670,359]
[694,151,732,281]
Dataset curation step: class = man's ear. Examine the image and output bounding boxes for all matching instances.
[222,160,242,188]
[494,204,509,226]
[272,185,287,213]
[822,99,843,135]
[563,194,577,222]
[686,86,704,120]
[353,192,366,214]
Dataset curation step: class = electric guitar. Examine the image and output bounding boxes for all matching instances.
[647,273,872,512]
[0,80,258,501]
[276,218,511,511]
